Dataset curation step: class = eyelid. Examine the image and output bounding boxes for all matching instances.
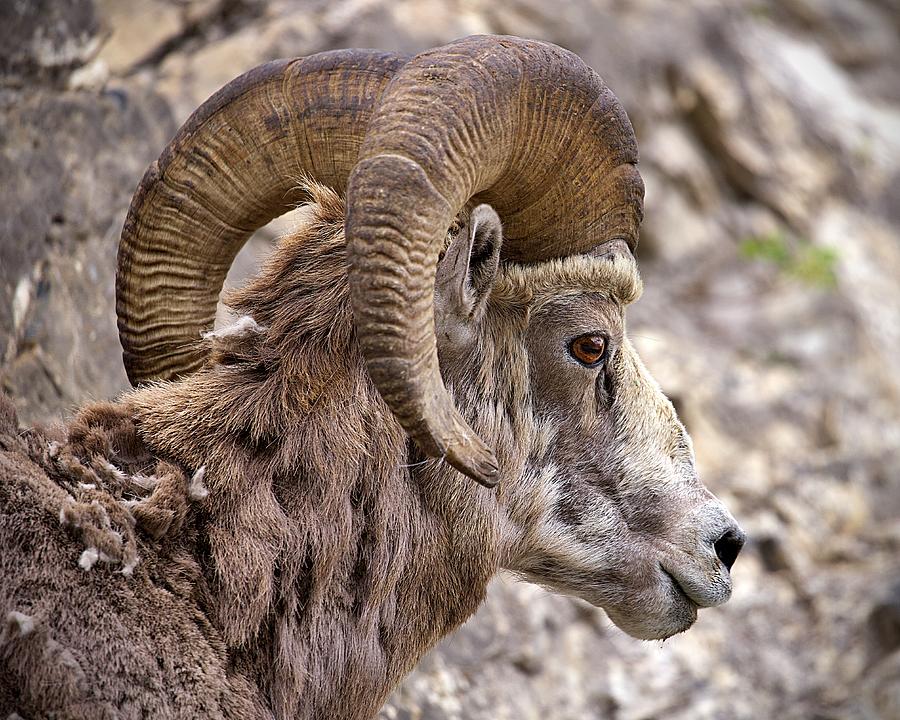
[568,331,608,345]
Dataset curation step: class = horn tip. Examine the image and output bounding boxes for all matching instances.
[445,441,500,489]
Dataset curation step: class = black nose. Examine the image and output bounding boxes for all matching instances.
[714,528,746,571]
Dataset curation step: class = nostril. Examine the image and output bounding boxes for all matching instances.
[714,528,745,572]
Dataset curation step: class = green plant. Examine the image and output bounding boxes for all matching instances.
[739,229,838,289]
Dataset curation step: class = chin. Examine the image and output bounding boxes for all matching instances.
[608,603,697,641]
[602,586,699,641]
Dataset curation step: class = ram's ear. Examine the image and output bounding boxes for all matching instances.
[435,204,503,331]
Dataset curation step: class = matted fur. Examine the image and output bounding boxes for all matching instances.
[1,185,498,719]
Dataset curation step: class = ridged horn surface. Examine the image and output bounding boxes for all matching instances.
[117,50,409,384]
[346,35,643,486]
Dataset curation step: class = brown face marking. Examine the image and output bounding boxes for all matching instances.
[554,482,588,526]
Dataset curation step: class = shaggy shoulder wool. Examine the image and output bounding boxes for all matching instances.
[0,396,269,718]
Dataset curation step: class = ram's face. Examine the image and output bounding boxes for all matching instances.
[436,207,744,641]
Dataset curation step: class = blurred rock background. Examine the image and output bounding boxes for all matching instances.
[1,0,898,717]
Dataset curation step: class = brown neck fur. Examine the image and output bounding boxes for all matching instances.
[124,185,501,718]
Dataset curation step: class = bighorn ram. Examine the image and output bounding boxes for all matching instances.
[0,36,744,719]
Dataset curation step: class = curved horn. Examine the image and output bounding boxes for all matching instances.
[117,50,409,384]
[346,35,643,486]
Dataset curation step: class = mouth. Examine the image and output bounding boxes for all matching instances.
[602,563,699,641]
[660,554,733,609]
[661,565,697,607]
[655,564,699,638]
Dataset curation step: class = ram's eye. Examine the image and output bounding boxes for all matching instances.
[569,334,607,367]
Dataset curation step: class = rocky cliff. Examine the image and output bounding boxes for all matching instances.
[2,1,898,717]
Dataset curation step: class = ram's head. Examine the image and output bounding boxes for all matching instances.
[117,35,743,640]
[429,204,743,639]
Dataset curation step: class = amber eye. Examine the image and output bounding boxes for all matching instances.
[569,334,608,367]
